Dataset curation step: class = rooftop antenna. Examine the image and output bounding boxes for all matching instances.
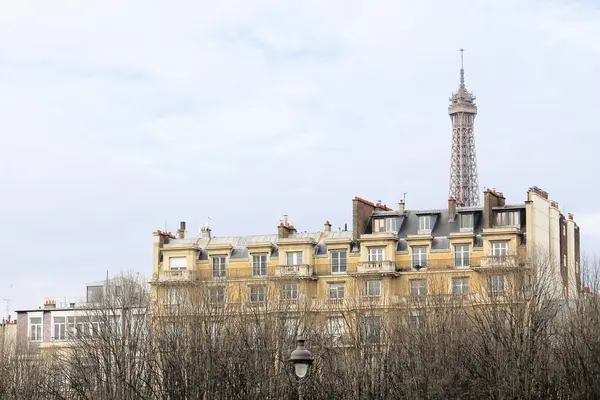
[403,192,407,203]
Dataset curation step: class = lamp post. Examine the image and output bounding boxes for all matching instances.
[289,336,313,400]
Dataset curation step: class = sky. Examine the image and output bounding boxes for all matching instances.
[1,0,599,314]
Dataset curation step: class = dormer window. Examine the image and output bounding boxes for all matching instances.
[495,211,520,227]
[460,213,474,231]
[418,216,431,234]
[373,217,397,233]
[169,256,187,271]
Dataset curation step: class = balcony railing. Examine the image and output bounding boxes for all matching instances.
[478,254,520,269]
[356,260,396,274]
[275,264,314,277]
[154,269,195,282]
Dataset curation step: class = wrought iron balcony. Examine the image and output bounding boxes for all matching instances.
[356,260,396,274]
[275,264,314,277]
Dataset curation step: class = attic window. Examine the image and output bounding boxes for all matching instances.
[373,217,397,233]
[418,216,431,234]
[460,214,474,231]
[495,211,520,227]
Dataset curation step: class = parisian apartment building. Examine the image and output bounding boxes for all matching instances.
[150,186,581,318]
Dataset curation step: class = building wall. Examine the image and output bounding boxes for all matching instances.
[151,188,580,315]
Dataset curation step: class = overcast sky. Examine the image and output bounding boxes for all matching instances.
[1,0,599,314]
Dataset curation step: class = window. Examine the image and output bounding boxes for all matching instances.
[373,218,397,233]
[408,314,424,329]
[328,283,345,299]
[212,256,226,278]
[331,250,347,273]
[452,277,470,295]
[252,254,267,277]
[328,317,345,344]
[286,251,303,266]
[364,316,382,343]
[282,283,299,300]
[169,256,187,270]
[284,318,299,339]
[86,285,104,304]
[410,279,428,298]
[29,317,42,341]
[249,285,267,302]
[495,211,520,227]
[454,245,470,268]
[53,316,66,341]
[491,241,509,256]
[165,287,182,304]
[460,213,474,231]
[364,280,382,297]
[418,215,431,233]
[209,286,225,304]
[90,317,101,338]
[489,275,506,294]
[411,247,428,268]
[368,247,385,262]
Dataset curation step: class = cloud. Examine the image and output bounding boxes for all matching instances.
[0,0,599,312]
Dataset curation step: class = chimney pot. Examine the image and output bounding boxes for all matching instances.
[398,200,405,214]
[324,220,332,232]
[448,196,457,221]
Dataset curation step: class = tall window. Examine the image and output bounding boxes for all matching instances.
[331,250,347,273]
[408,314,424,329]
[368,247,385,262]
[286,251,303,266]
[452,277,470,295]
[165,287,181,304]
[282,283,299,300]
[29,317,42,341]
[53,316,66,341]
[212,256,227,278]
[460,213,474,231]
[495,211,520,227]
[249,285,267,302]
[328,283,345,299]
[364,280,382,297]
[412,247,428,268]
[418,215,431,233]
[364,315,382,343]
[373,218,397,233]
[209,286,225,304]
[284,318,299,339]
[328,317,346,344]
[169,256,187,270]
[491,241,509,256]
[489,275,506,294]
[410,279,427,298]
[252,254,267,277]
[454,245,470,268]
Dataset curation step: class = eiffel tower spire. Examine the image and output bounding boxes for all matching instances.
[448,49,480,207]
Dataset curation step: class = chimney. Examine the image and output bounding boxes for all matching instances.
[568,213,574,221]
[324,220,332,232]
[177,221,187,239]
[69,302,75,308]
[278,215,294,239]
[200,225,211,239]
[398,199,405,214]
[448,196,457,221]
[483,188,506,229]
[344,223,348,231]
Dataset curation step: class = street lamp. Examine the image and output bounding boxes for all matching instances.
[289,336,313,399]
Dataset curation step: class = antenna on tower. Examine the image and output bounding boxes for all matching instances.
[459,48,465,87]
